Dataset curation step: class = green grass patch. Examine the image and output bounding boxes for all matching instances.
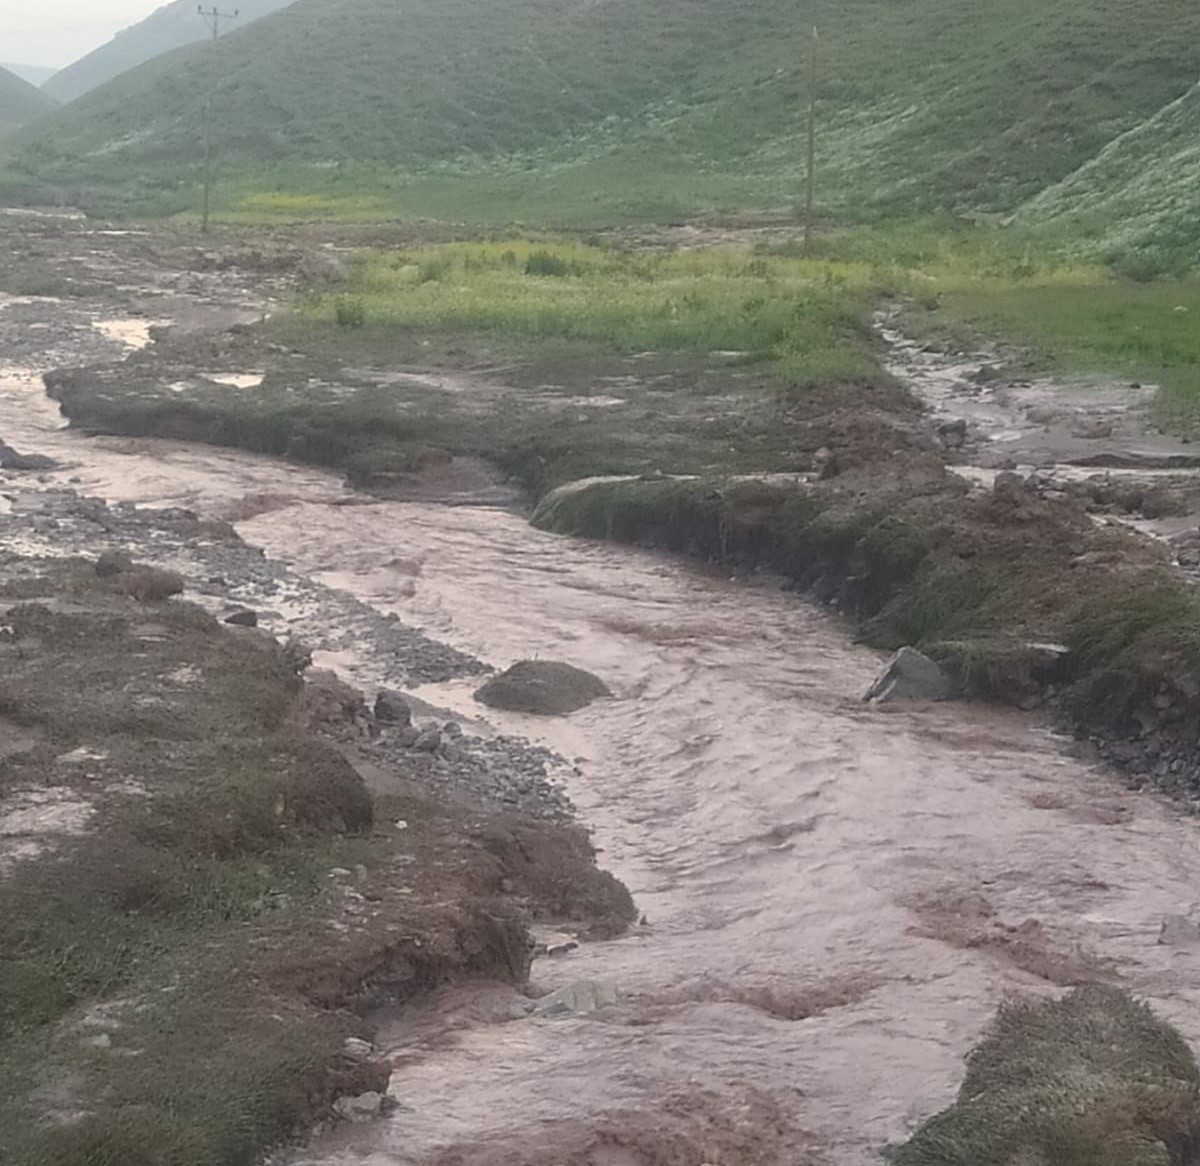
[298,238,885,385]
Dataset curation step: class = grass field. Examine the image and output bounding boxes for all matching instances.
[302,239,884,381]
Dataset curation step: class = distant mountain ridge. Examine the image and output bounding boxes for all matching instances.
[1,64,56,88]
[0,66,56,137]
[43,0,299,105]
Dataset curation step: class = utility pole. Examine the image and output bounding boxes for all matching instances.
[198,4,238,233]
[803,25,819,256]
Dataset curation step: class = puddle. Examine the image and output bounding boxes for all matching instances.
[0,789,95,873]
[206,372,265,389]
[93,318,168,351]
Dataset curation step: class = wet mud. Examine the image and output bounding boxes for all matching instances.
[6,217,1200,1164]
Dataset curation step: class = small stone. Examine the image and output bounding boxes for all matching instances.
[1158,915,1200,948]
[413,727,442,753]
[394,725,421,748]
[936,418,968,450]
[534,980,619,1017]
[224,609,258,627]
[546,941,579,958]
[115,567,185,602]
[374,689,412,726]
[95,550,135,577]
[333,1091,384,1121]
[475,660,610,716]
[0,440,56,471]
[342,1037,374,1061]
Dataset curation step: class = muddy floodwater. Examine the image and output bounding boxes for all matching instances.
[6,284,1200,1164]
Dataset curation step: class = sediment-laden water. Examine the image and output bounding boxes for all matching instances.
[5,285,1200,1165]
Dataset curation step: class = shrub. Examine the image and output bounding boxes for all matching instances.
[334,297,366,328]
[523,249,573,277]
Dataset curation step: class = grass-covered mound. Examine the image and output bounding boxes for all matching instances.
[892,985,1200,1166]
[45,239,908,496]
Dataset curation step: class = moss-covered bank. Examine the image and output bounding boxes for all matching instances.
[533,466,1200,798]
[892,985,1200,1166]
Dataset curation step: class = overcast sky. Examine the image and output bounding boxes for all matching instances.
[3,0,165,69]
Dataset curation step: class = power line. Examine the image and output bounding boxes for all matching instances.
[197,5,238,233]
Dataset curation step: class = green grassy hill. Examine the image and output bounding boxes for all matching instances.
[1018,80,1200,270]
[0,66,56,138]
[6,0,1200,242]
[42,0,299,105]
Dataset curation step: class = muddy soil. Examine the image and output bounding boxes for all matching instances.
[7,215,1200,1164]
[880,307,1200,566]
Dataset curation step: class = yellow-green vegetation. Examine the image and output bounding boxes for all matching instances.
[892,985,1200,1166]
[305,239,883,384]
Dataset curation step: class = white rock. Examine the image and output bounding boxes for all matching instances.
[342,1037,374,1061]
[534,980,619,1017]
[864,646,955,703]
[333,1091,383,1121]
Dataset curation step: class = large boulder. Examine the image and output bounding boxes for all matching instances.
[892,985,1200,1166]
[0,440,56,471]
[475,660,610,716]
[863,646,955,703]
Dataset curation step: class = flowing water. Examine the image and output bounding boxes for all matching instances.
[6,301,1200,1163]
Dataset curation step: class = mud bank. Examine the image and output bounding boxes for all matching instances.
[0,218,634,1165]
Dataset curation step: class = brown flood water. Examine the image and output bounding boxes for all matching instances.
[6,315,1200,1164]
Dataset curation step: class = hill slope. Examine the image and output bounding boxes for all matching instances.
[43,0,299,105]
[0,66,56,137]
[7,0,1200,236]
[1018,81,1200,269]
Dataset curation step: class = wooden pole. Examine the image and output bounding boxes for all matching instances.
[803,26,819,255]
[198,5,238,233]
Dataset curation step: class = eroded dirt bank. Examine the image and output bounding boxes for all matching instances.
[6,216,1200,1164]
